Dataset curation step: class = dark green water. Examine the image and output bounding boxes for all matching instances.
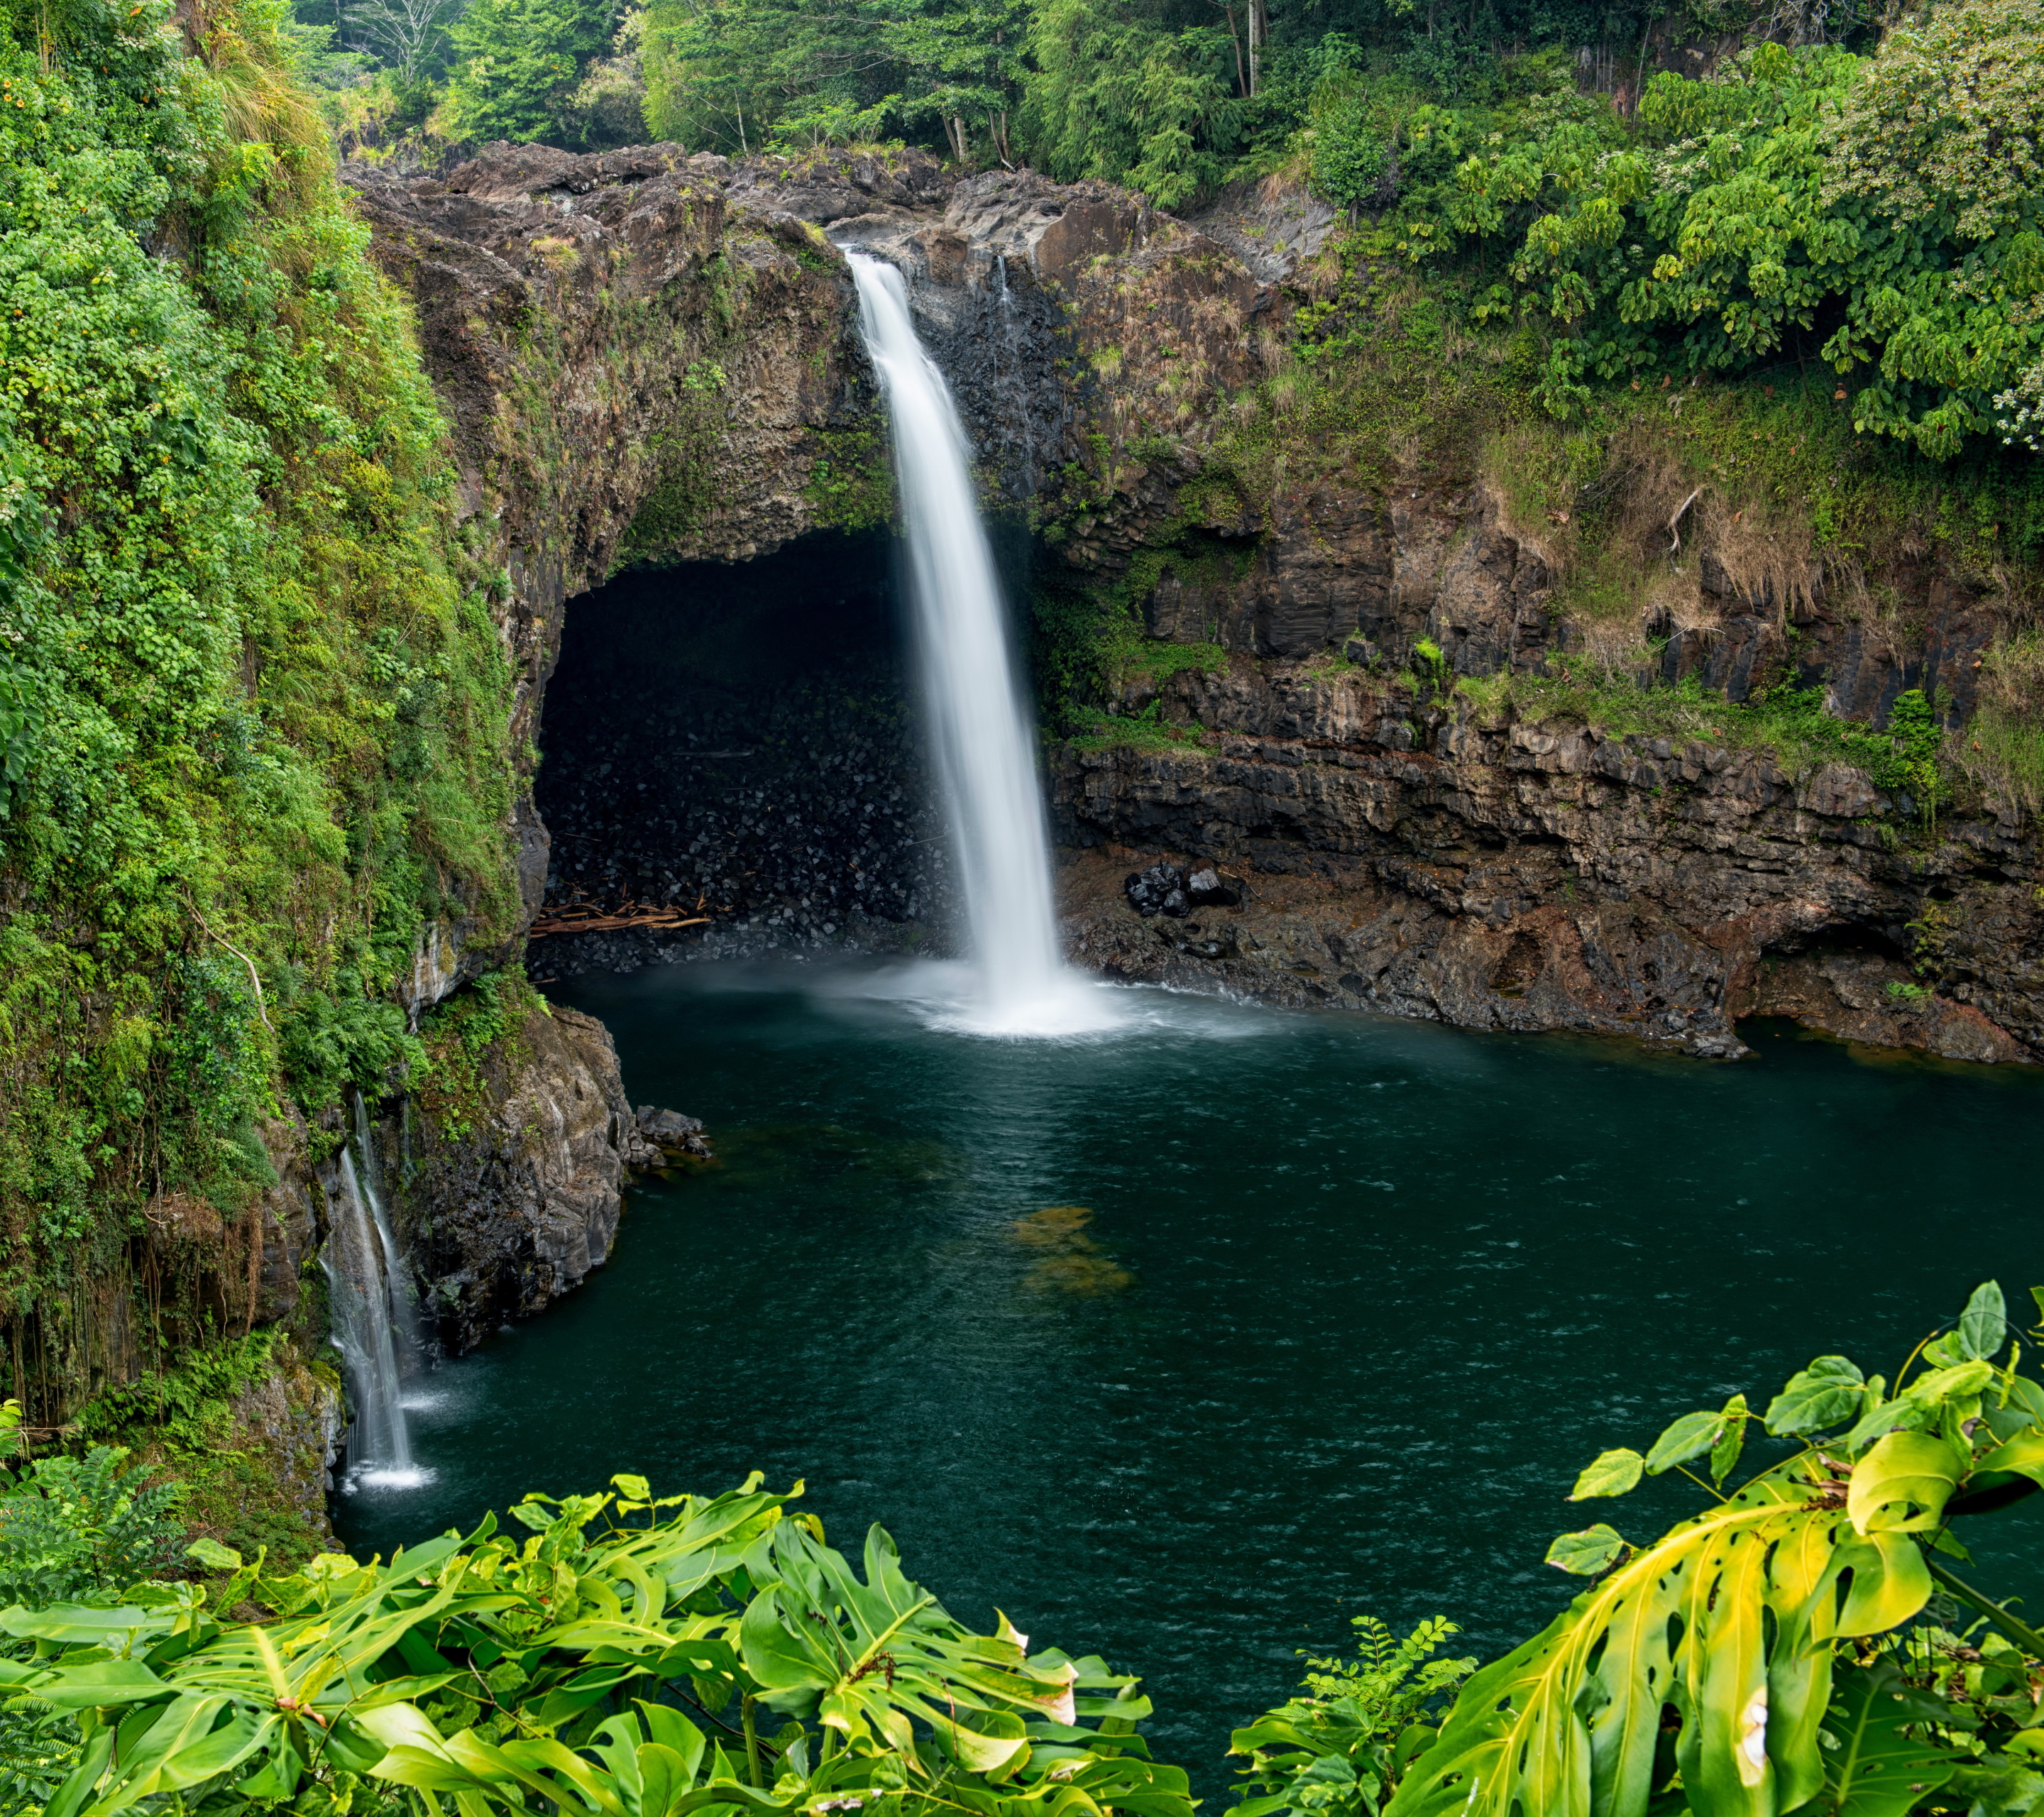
[337,962,2044,1786]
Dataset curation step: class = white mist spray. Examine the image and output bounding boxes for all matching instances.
[847,253,1115,1035]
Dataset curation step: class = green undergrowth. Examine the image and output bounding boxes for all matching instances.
[1065,708,1215,754]
[412,966,542,1144]
[1031,537,1242,734]
[0,0,520,1407]
[1458,663,1943,798]
[803,423,895,534]
[66,1329,336,1571]
[615,339,741,562]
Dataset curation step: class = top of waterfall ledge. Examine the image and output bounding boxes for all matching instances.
[348,140,1331,290]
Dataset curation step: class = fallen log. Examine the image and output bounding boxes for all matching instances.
[528,907,713,938]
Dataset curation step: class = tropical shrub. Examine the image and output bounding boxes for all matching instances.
[1395,4,2044,454]
[1230,1618,1477,1817]
[0,1443,185,1613]
[0,1473,1193,1816]
[1378,1280,2044,1817]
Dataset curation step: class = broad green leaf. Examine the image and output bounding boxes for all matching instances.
[1961,1282,2010,1360]
[1568,1449,1643,1500]
[1821,1663,1961,1816]
[1848,1431,1965,1535]
[1645,1411,1722,1474]
[2031,1285,2044,1329]
[185,1537,242,1572]
[1386,1456,1930,1817]
[1544,1525,1625,1574]
[1764,1355,1864,1435]
[1977,1430,2044,1488]
[1710,1395,1749,1486]
[1906,1358,1994,1407]
[25,1659,170,1709]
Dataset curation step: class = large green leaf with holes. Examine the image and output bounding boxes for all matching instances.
[1383,1456,1930,1817]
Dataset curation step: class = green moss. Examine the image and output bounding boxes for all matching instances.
[1456,662,1924,792]
[802,423,894,534]
[70,1330,337,1572]
[1031,533,1243,735]
[413,967,542,1145]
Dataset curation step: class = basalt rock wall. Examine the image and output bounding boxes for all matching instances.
[1051,659,2043,1063]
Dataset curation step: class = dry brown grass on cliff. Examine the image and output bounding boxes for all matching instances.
[1959,625,2044,811]
[1483,417,1820,674]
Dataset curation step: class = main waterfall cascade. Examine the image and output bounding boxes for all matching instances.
[846,254,1116,1035]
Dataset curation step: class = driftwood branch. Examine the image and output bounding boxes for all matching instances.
[528,899,714,940]
[1667,486,1703,557]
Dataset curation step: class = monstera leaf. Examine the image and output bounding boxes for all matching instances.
[1383,1456,1934,1817]
[1818,1664,1962,1817]
[738,1518,1101,1773]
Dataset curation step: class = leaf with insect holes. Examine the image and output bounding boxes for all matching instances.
[1959,1281,2007,1362]
[1388,1458,1933,1817]
[1819,1662,1962,1817]
[1848,1432,1965,1535]
[1545,1525,1626,1575]
[1569,1449,1643,1500]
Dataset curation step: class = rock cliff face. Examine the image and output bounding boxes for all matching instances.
[347,139,1293,935]
[348,136,2037,1089]
[399,1003,662,1354]
[1052,659,2042,1063]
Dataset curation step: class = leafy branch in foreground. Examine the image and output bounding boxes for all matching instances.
[1383,1280,2044,1817]
[0,1473,1190,1817]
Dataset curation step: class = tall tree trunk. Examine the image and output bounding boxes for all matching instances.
[1247,0,1263,95]
[1222,1,1247,95]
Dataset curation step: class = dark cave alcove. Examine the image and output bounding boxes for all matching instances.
[533,531,957,967]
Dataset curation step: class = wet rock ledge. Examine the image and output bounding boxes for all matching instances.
[1054,664,2044,1065]
[396,1001,710,1354]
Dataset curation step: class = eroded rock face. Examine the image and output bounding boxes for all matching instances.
[403,1003,658,1351]
[1051,660,2043,1062]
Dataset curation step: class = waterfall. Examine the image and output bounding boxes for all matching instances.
[847,253,1116,1035]
[353,1096,424,1384]
[326,1151,415,1482]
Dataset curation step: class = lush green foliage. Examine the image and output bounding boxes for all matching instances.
[1382,1280,2044,1817]
[642,0,1026,159]
[1230,1619,1476,1817]
[0,0,517,1397]
[444,0,618,143]
[1,1473,1192,1817]
[0,1402,186,1610]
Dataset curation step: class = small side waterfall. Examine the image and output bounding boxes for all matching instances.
[353,1097,424,1378]
[847,254,1116,1035]
[324,1099,424,1486]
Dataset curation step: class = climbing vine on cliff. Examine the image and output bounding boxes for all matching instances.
[0,0,518,1407]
